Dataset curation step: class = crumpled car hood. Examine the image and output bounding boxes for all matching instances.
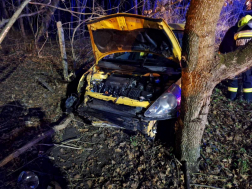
[87,13,181,62]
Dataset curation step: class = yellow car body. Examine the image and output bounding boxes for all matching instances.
[76,13,183,139]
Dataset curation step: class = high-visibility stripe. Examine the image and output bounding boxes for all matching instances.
[234,30,252,40]
[228,87,238,92]
[243,88,252,93]
[140,52,146,56]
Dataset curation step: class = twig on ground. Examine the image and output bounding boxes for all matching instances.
[190,184,222,189]
[61,138,96,145]
[38,143,84,150]
[192,172,228,180]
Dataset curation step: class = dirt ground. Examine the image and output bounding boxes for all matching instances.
[0,39,252,189]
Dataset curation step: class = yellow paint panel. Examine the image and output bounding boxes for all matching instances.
[116,16,128,30]
[87,13,182,62]
[147,120,157,138]
[116,96,150,107]
[92,72,108,80]
[85,91,150,108]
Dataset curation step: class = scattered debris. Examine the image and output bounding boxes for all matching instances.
[0,114,73,167]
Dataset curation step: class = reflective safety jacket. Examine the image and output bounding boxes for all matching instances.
[235,27,252,47]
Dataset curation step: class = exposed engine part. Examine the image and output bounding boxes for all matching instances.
[90,74,167,101]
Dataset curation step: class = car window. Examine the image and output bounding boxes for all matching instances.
[173,30,184,47]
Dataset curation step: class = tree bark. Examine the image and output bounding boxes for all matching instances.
[176,0,252,172]
[0,0,31,45]
[35,0,59,44]
[176,0,225,171]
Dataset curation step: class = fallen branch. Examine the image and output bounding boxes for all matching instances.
[0,0,31,45]
[38,143,92,150]
[0,114,73,168]
[0,10,44,29]
[36,77,54,92]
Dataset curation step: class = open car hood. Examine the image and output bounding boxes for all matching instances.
[87,13,181,62]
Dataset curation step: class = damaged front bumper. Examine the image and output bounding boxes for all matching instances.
[72,98,157,139]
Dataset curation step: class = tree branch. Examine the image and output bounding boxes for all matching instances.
[29,2,102,17]
[149,0,182,17]
[0,10,44,29]
[0,0,31,44]
[215,40,252,82]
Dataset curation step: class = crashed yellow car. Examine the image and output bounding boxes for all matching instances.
[74,13,183,139]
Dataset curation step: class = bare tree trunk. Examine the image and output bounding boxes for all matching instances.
[35,0,59,44]
[25,6,34,36]
[18,0,26,39]
[1,0,9,19]
[176,0,225,172]
[0,0,31,45]
[70,0,74,36]
[77,0,81,39]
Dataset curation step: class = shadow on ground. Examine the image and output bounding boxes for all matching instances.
[0,101,68,189]
[156,119,176,149]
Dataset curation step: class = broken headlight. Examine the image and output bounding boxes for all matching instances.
[144,82,181,119]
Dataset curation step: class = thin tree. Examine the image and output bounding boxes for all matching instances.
[18,0,26,39]
[0,0,31,45]
[35,0,60,44]
[176,0,252,173]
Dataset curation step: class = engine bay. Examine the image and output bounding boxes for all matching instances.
[90,74,177,101]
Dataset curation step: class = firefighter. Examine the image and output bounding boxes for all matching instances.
[219,15,252,102]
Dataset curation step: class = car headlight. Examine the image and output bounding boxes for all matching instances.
[144,82,181,119]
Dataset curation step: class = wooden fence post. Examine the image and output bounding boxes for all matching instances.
[57,21,68,81]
